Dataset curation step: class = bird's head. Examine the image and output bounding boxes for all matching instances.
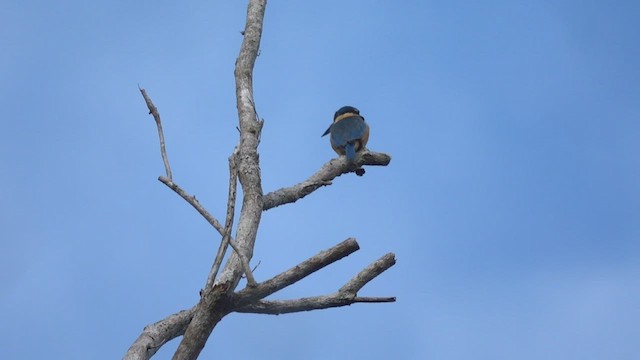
[323,105,363,137]
[333,106,360,122]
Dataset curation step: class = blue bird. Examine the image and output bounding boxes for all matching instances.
[322,106,370,161]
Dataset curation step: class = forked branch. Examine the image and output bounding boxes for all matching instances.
[206,149,257,289]
[139,88,255,289]
[139,86,172,181]
[236,252,396,315]
[233,238,361,306]
[123,239,394,359]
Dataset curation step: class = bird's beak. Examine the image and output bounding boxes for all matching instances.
[321,125,331,137]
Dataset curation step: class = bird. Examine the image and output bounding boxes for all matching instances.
[322,105,370,161]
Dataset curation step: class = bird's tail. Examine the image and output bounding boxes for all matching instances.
[345,143,356,161]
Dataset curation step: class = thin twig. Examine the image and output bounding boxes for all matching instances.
[139,86,172,180]
[153,150,253,290]
[205,149,258,289]
[139,87,226,239]
[140,86,255,289]
[205,150,239,289]
[228,239,257,286]
[158,176,225,236]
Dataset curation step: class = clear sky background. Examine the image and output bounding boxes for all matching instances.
[1,1,639,359]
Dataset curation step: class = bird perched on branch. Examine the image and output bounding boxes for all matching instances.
[322,105,370,161]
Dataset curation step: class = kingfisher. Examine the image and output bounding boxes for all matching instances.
[322,106,370,161]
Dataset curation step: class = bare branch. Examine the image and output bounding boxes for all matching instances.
[263,150,392,211]
[215,149,258,286]
[156,151,255,290]
[339,252,396,296]
[124,308,194,360]
[158,176,225,236]
[233,238,360,306]
[128,2,397,359]
[139,86,253,290]
[123,241,394,359]
[222,150,239,242]
[227,238,257,286]
[123,241,392,359]
[235,296,396,315]
[235,251,396,315]
[172,283,233,360]
[139,87,173,181]
[205,150,239,289]
[212,0,267,288]
[173,1,267,359]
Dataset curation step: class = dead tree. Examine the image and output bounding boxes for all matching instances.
[124,1,394,359]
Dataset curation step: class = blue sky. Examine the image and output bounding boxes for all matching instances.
[1,1,639,359]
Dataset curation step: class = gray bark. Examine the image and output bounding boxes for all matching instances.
[124,1,395,359]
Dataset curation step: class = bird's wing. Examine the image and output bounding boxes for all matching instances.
[330,116,367,146]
